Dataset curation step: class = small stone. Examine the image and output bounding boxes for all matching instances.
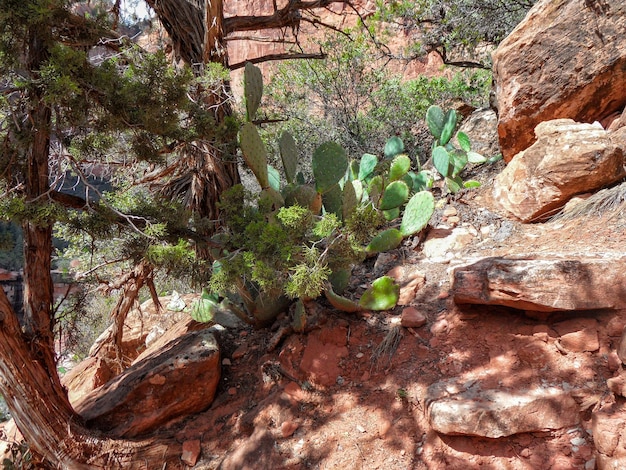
[232,345,248,360]
[181,439,201,466]
[401,307,427,328]
[520,448,531,458]
[360,371,370,381]
[281,420,299,438]
[356,424,366,433]
[228,387,237,396]
[430,319,449,336]
[553,318,599,352]
[480,226,491,236]
[447,216,460,225]
[437,290,450,299]
[607,351,622,372]
[607,375,626,397]
[443,206,457,217]
[222,358,232,366]
[356,352,364,359]
[239,330,248,337]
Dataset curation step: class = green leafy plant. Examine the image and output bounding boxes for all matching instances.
[426,105,486,193]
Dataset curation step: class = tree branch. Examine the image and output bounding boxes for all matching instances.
[230,52,327,70]
[224,0,350,35]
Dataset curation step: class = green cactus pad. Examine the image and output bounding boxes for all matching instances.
[439,109,458,146]
[342,180,357,220]
[325,287,362,313]
[457,131,471,152]
[259,187,284,214]
[312,142,348,194]
[322,183,343,218]
[358,276,399,311]
[467,151,487,163]
[389,154,411,182]
[450,149,468,178]
[368,175,383,207]
[292,299,306,333]
[268,164,281,191]
[400,191,435,237]
[383,207,400,221]
[190,288,219,323]
[359,153,378,180]
[426,105,445,140]
[240,122,269,188]
[445,176,463,194]
[463,180,482,188]
[279,132,298,184]
[244,62,263,122]
[348,160,359,181]
[407,170,433,192]
[379,180,409,210]
[366,228,403,254]
[351,179,364,203]
[384,136,405,159]
[432,145,450,178]
[284,184,320,212]
[329,268,351,295]
[253,291,291,325]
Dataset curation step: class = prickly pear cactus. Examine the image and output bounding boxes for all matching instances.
[240,122,269,188]
[439,109,458,146]
[432,145,450,178]
[279,131,298,184]
[322,183,343,217]
[342,180,357,220]
[312,142,348,194]
[324,287,362,313]
[379,180,409,211]
[384,136,404,159]
[400,191,435,237]
[358,276,399,311]
[426,105,445,140]
[244,62,263,122]
[365,228,403,254]
[292,299,306,333]
[389,154,411,182]
[359,153,378,181]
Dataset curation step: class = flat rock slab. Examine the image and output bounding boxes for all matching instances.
[452,255,626,312]
[427,380,580,438]
[75,329,220,438]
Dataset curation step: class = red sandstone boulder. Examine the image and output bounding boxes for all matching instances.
[492,0,626,161]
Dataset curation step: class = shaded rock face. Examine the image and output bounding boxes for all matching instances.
[75,330,220,438]
[492,0,626,161]
[493,119,625,222]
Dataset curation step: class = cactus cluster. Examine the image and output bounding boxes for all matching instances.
[426,105,486,193]
[206,64,491,330]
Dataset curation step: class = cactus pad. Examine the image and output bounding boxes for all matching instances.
[379,180,409,210]
[322,183,343,218]
[279,131,298,184]
[312,142,348,193]
[325,287,362,313]
[366,228,403,254]
[244,62,263,122]
[240,122,269,188]
[426,105,445,140]
[359,153,378,180]
[384,136,405,159]
[432,145,450,178]
[389,154,411,182]
[400,191,434,237]
[358,276,399,311]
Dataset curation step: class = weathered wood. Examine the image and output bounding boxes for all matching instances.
[452,255,626,312]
